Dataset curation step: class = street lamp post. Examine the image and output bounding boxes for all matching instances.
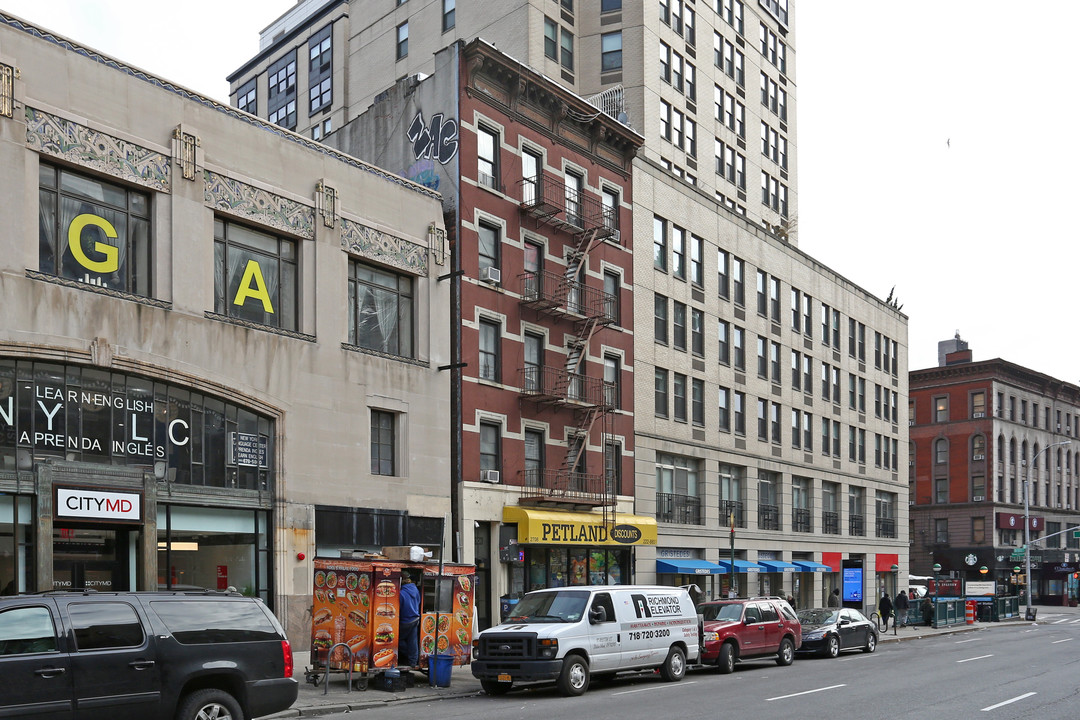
[1025,440,1071,622]
[932,563,941,629]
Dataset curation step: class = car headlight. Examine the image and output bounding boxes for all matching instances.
[703,631,719,643]
[803,630,826,640]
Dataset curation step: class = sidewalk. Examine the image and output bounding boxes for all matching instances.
[267,616,1028,718]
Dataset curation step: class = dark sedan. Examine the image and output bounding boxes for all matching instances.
[795,607,877,658]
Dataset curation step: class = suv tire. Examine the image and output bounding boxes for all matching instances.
[177,688,243,720]
[775,637,795,666]
[557,654,590,697]
[659,646,686,682]
[717,642,736,674]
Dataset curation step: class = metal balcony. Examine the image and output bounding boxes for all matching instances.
[519,366,615,409]
[720,499,745,528]
[656,492,702,525]
[518,172,616,240]
[519,270,617,325]
[519,468,614,509]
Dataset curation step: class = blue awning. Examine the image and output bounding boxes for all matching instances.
[656,559,726,575]
[717,559,764,574]
[758,560,799,572]
[792,560,831,573]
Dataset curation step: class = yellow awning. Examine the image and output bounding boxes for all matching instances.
[504,507,657,546]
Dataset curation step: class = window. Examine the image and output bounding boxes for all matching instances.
[479,318,500,382]
[691,308,705,357]
[660,99,672,141]
[718,320,730,364]
[602,187,619,236]
[972,434,986,460]
[770,341,781,384]
[523,332,543,392]
[267,51,297,129]
[756,270,767,316]
[348,260,413,357]
[396,22,409,60]
[733,326,745,371]
[934,518,948,543]
[39,163,151,295]
[688,234,704,287]
[604,270,620,325]
[771,402,781,443]
[719,386,731,431]
[236,79,256,114]
[371,410,396,475]
[717,249,730,298]
[692,378,705,426]
[544,17,558,60]
[308,25,333,113]
[971,391,986,418]
[756,335,767,378]
[604,354,620,409]
[804,412,814,452]
[935,438,948,465]
[733,391,745,435]
[522,148,542,205]
[561,28,575,70]
[477,221,499,274]
[654,294,669,344]
[757,398,768,441]
[477,126,499,190]
[732,257,744,305]
[653,216,668,270]
[602,32,622,71]
[669,302,686,351]
[935,396,949,422]
[0,606,57,655]
[479,422,501,474]
[655,368,669,417]
[524,428,544,486]
[70,602,144,650]
[792,409,802,449]
[672,225,686,279]
[214,218,297,330]
[602,0,621,11]
[442,0,456,31]
[673,373,688,422]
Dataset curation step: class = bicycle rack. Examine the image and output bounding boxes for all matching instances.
[322,643,354,695]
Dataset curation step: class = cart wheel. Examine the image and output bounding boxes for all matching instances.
[353,678,368,691]
[312,675,322,687]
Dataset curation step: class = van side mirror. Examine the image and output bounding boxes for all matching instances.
[589,606,608,624]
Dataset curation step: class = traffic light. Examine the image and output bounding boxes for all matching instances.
[1073,572,1078,580]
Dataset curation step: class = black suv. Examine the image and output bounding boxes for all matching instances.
[0,590,297,719]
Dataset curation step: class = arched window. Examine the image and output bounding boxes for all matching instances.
[935,438,948,465]
[972,435,986,460]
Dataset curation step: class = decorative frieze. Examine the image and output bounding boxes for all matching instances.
[204,170,314,239]
[341,217,427,276]
[25,107,170,192]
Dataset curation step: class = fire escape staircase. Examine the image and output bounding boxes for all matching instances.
[517,172,619,520]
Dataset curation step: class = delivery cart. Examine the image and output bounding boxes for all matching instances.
[305,556,475,690]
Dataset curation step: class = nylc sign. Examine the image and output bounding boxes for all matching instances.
[56,487,141,523]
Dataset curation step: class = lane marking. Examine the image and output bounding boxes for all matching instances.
[765,684,846,701]
[1052,638,1073,644]
[981,692,1036,712]
[1052,619,1070,624]
[612,681,695,696]
[954,638,978,644]
[957,654,993,663]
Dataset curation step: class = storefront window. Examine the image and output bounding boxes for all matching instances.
[569,548,588,585]
[158,505,267,601]
[0,359,275,491]
[0,496,33,595]
[523,546,628,591]
[548,548,568,587]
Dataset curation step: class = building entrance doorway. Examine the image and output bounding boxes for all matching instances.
[53,526,132,591]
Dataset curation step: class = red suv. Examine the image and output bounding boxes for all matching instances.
[698,597,801,674]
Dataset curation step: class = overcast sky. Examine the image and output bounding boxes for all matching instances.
[3,1,1076,384]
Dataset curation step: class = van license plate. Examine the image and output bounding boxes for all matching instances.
[498,674,512,683]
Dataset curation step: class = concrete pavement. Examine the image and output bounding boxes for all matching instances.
[265,611,1045,718]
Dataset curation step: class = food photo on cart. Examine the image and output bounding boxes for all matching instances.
[304,547,476,692]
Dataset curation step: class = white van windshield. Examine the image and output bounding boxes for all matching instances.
[505,590,590,623]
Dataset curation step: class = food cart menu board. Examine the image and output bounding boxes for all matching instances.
[419,572,474,665]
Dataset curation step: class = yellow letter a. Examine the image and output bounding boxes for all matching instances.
[233,260,275,313]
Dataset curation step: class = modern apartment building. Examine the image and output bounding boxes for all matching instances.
[910,341,1080,605]
[0,12,451,649]
[231,0,909,613]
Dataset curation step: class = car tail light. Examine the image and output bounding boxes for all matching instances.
[282,639,294,678]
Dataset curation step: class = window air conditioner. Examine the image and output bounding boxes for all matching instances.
[610,228,621,244]
[973,495,985,502]
[974,454,985,461]
[973,412,985,418]
[1021,460,1026,466]
[481,266,502,284]
[480,469,501,484]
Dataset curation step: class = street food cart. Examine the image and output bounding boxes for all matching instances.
[305,557,475,689]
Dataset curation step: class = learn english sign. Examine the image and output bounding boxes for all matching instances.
[56,487,142,523]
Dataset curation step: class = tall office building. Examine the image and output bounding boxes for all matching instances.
[232,0,908,613]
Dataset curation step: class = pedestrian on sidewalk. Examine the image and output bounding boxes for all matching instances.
[921,596,934,627]
[894,589,909,630]
[827,588,840,608]
[398,571,421,668]
[878,591,893,631]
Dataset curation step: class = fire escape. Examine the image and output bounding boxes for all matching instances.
[516,170,619,522]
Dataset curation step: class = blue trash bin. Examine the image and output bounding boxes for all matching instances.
[429,653,453,687]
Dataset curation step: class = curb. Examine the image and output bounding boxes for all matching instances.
[265,688,481,718]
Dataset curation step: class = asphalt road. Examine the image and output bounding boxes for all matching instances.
[306,612,1080,720]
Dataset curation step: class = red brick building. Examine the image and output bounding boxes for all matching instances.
[910,343,1080,604]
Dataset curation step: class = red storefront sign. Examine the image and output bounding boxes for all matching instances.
[996,512,1043,531]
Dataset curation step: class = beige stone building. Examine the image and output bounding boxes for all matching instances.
[0,13,450,647]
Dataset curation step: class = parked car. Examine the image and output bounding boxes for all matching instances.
[473,585,700,696]
[698,596,801,674]
[795,607,878,657]
[0,589,297,720]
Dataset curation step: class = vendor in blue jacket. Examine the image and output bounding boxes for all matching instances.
[399,571,422,668]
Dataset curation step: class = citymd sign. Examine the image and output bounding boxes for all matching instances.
[56,487,141,523]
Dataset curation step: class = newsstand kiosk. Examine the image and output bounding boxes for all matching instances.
[306,556,475,690]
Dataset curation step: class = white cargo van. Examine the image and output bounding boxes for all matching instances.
[472,585,701,696]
